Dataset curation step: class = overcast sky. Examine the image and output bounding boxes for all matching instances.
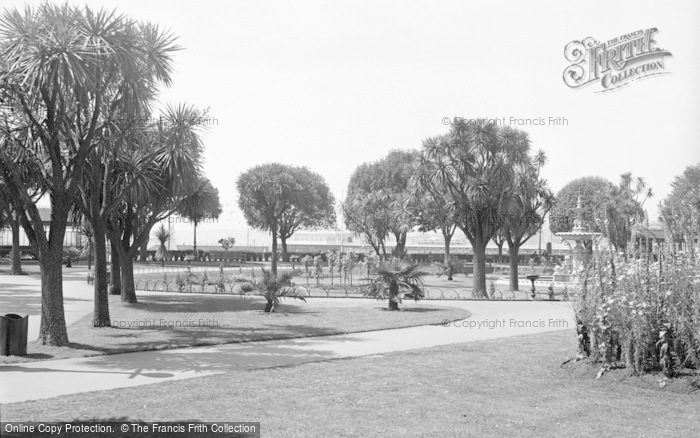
[16,0,700,247]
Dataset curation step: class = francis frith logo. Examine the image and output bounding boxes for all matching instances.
[563,28,672,92]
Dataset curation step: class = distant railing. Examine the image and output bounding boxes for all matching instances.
[134,279,572,301]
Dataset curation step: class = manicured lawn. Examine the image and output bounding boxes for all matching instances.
[0,293,469,364]
[3,330,697,437]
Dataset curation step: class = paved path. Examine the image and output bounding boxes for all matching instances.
[0,287,575,404]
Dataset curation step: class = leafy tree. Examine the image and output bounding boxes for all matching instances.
[415,121,531,298]
[0,4,177,344]
[344,150,418,259]
[232,268,307,313]
[277,167,335,262]
[364,259,427,311]
[237,163,312,275]
[660,163,700,257]
[550,174,650,253]
[218,237,236,266]
[153,224,172,267]
[549,176,616,235]
[500,150,554,291]
[178,176,222,260]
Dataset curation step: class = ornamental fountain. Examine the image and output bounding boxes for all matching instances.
[554,196,601,282]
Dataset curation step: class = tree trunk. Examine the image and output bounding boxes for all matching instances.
[508,243,521,291]
[280,236,289,262]
[388,282,400,310]
[38,245,69,345]
[443,231,452,264]
[264,299,274,313]
[193,221,198,260]
[92,217,111,326]
[496,243,504,264]
[119,253,138,303]
[271,232,278,276]
[110,244,121,296]
[10,210,22,275]
[471,237,489,299]
[139,240,148,263]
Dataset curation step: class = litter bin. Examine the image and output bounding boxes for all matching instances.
[0,314,29,356]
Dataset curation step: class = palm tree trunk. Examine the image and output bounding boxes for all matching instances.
[471,236,489,299]
[508,243,520,291]
[119,252,138,303]
[280,236,289,262]
[193,220,198,261]
[264,299,274,313]
[110,244,121,296]
[443,230,452,265]
[271,231,278,276]
[139,241,148,262]
[388,282,400,311]
[92,216,111,326]
[10,210,22,275]
[39,248,69,345]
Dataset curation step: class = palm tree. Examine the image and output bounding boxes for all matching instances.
[364,259,427,311]
[153,224,173,268]
[79,221,95,271]
[232,268,306,313]
[178,177,222,260]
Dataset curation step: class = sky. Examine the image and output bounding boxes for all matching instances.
[13,0,700,248]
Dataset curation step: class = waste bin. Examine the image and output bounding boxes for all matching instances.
[0,314,29,356]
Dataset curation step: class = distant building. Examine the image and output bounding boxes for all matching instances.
[0,208,83,254]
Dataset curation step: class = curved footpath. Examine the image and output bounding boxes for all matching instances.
[0,270,575,405]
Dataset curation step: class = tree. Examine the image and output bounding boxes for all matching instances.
[0,185,22,275]
[364,259,427,311]
[344,150,418,259]
[500,150,554,291]
[415,121,530,298]
[237,163,311,275]
[218,237,236,266]
[232,268,307,313]
[549,177,616,235]
[550,174,650,253]
[107,104,206,303]
[660,163,700,256]
[277,167,336,262]
[178,177,222,260]
[153,224,172,267]
[79,221,94,271]
[599,173,651,253]
[411,166,458,264]
[0,4,177,344]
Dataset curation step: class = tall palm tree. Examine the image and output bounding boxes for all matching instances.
[232,268,306,313]
[364,259,427,311]
[153,224,172,267]
[0,4,179,343]
[79,221,95,271]
[178,177,222,260]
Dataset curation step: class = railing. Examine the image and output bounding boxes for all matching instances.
[134,279,572,301]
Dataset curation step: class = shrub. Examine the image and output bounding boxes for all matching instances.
[573,249,700,378]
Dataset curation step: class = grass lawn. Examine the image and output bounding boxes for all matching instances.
[0,293,469,364]
[3,330,697,437]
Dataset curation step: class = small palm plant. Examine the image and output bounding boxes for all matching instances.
[233,268,307,313]
[364,259,427,311]
[153,224,173,267]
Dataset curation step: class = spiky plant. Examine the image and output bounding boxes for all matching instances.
[364,259,427,311]
[153,224,172,268]
[233,268,306,313]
